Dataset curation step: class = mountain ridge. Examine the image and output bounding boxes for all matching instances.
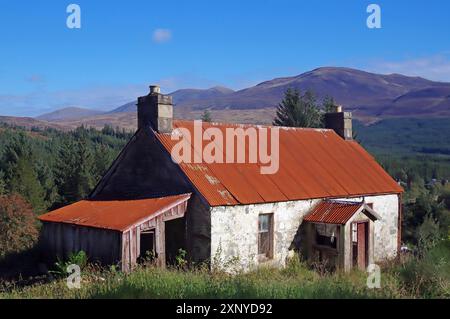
[32,67,450,124]
[109,85,235,114]
[37,107,103,122]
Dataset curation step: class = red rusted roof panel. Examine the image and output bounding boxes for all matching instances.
[157,122,238,205]
[304,201,363,224]
[38,194,191,231]
[155,121,403,206]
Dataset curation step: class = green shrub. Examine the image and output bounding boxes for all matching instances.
[396,239,450,298]
[175,249,187,269]
[51,251,88,277]
[417,214,441,256]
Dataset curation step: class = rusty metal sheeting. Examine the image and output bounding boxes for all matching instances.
[38,194,191,231]
[304,200,363,224]
[155,121,403,206]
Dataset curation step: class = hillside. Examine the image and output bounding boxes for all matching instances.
[0,116,67,130]
[37,107,102,122]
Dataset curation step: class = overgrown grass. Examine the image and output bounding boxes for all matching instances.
[394,240,450,298]
[1,241,449,299]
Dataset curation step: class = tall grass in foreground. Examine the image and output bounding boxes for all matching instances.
[1,240,448,299]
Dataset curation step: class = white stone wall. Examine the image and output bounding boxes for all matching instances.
[210,194,399,271]
[210,199,319,272]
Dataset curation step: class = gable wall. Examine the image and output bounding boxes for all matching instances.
[89,128,213,265]
[210,193,399,272]
[90,128,192,200]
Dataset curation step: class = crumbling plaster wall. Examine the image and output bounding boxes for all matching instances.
[210,199,319,272]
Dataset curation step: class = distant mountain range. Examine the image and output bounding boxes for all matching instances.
[152,67,449,117]
[107,86,236,114]
[1,67,449,130]
[37,107,103,121]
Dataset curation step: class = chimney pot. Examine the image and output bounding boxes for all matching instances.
[150,85,161,94]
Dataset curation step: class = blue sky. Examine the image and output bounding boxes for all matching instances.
[0,0,449,116]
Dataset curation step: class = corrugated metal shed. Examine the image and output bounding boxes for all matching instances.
[156,121,403,206]
[303,201,363,224]
[38,194,191,231]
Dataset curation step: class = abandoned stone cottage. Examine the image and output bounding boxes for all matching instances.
[38,85,403,272]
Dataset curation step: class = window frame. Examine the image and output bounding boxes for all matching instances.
[258,213,274,261]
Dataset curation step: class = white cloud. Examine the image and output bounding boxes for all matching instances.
[152,28,172,44]
[369,53,450,82]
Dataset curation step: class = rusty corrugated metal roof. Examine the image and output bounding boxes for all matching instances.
[38,194,191,231]
[303,201,363,224]
[155,121,403,206]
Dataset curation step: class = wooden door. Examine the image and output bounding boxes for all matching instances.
[357,222,368,270]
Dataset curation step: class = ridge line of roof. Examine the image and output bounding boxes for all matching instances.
[172,120,335,133]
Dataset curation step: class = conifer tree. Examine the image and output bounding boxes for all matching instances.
[201,109,212,122]
[55,138,77,205]
[1,133,46,212]
[55,137,95,205]
[322,95,338,113]
[93,144,113,182]
[9,157,46,213]
[273,88,322,128]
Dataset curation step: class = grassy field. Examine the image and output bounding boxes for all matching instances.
[1,240,448,299]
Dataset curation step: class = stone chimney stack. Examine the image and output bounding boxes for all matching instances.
[137,85,173,133]
[324,105,353,140]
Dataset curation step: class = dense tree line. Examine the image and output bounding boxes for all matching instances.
[0,124,131,212]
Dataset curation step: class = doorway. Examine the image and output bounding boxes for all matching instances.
[139,229,156,262]
[351,222,369,270]
[165,217,186,266]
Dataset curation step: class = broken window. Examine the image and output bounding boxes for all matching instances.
[315,224,338,249]
[258,214,273,259]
